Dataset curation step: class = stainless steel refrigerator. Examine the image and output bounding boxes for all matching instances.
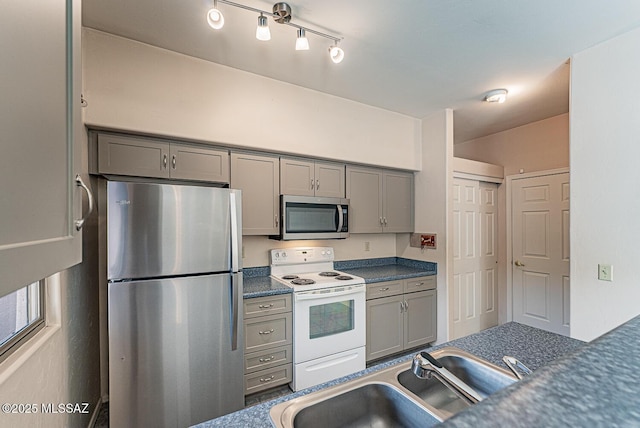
[107,180,243,428]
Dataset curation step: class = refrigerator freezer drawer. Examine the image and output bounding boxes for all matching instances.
[108,273,244,428]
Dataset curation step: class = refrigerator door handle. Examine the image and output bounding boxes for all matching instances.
[231,274,240,350]
[230,191,240,272]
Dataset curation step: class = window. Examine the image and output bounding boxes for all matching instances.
[0,280,45,363]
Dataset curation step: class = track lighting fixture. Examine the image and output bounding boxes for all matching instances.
[207,0,225,30]
[296,28,309,51]
[329,42,344,64]
[256,13,271,41]
[207,1,344,63]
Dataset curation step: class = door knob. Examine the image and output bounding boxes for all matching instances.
[514,260,525,267]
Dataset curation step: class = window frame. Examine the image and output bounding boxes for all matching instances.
[0,280,46,364]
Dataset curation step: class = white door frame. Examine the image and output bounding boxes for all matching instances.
[505,167,569,322]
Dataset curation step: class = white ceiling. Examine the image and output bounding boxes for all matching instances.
[82,0,640,143]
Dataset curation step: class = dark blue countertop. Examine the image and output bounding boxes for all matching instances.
[193,322,584,428]
[441,315,640,427]
[243,257,437,298]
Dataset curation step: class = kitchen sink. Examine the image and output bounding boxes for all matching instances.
[270,347,518,428]
[397,353,517,417]
[291,383,440,428]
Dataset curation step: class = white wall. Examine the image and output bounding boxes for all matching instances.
[243,234,397,267]
[454,114,570,324]
[570,27,640,341]
[82,28,421,171]
[397,109,453,344]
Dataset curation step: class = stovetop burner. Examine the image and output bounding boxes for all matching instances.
[319,271,340,277]
[282,275,299,280]
[291,278,316,285]
[335,275,353,280]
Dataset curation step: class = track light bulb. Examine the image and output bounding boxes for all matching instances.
[295,28,309,51]
[256,14,271,41]
[207,1,224,30]
[329,44,344,64]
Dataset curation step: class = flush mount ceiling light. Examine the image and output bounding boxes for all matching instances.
[207,1,344,63]
[484,89,508,103]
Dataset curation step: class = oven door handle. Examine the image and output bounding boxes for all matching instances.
[336,205,344,232]
[295,286,364,301]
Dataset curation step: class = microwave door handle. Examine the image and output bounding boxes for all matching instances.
[336,205,343,232]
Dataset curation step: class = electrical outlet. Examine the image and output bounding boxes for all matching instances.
[598,264,613,281]
[364,241,370,251]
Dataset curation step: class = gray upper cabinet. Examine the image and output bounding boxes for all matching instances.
[346,166,414,233]
[0,0,84,297]
[281,158,345,198]
[97,133,230,184]
[231,152,280,235]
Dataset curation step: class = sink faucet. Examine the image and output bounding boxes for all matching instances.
[412,351,483,404]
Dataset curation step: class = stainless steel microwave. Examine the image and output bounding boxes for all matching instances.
[271,195,349,240]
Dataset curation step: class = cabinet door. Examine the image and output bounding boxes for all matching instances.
[404,290,437,349]
[231,153,280,235]
[346,166,383,233]
[314,162,345,198]
[1,0,83,296]
[366,295,404,361]
[280,158,315,196]
[98,134,170,179]
[383,170,414,233]
[170,144,229,183]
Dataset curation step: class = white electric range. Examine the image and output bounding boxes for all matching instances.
[270,247,366,391]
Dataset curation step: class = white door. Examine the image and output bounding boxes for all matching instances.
[451,178,499,339]
[512,172,569,336]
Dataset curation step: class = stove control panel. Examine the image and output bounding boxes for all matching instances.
[270,247,334,265]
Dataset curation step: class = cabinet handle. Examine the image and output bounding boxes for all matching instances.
[275,215,279,227]
[311,178,314,190]
[75,174,95,231]
[414,282,425,287]
[172,155,177,169]
[163,154,168,169]
[258,304,274,309]
[259,356,275,362]
[379,287,390,291]
[383,217,388,225]
[316,179,319,190]
[404,301,409,311]
[400,301,404,313]
[258,329,275,335]
[259,375,275,383]
[380,217,383,225]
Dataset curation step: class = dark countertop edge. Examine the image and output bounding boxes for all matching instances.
[193,322,584,427]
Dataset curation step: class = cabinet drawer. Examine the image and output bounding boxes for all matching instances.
[245,345,292,374]
[244,294,292,319]
[366,281,403,299]
[404,276,436,293]
[244,312,292,353]
[244,364,292,395]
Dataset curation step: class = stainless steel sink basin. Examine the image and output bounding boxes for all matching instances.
[397,352,517,417]
[291,383,441,428]
[269,347,518,428]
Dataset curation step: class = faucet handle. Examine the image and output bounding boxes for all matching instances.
[502,356,532,379]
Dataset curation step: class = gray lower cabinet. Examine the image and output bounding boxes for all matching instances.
[366,276,437,362]
[96,133,230,183]
[346,166,414,233]
[231,152,280,235]
[243,294,293,395]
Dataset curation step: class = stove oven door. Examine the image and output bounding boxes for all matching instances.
[293,284,366,364]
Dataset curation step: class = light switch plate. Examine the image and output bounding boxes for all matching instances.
[598,264,613,281]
